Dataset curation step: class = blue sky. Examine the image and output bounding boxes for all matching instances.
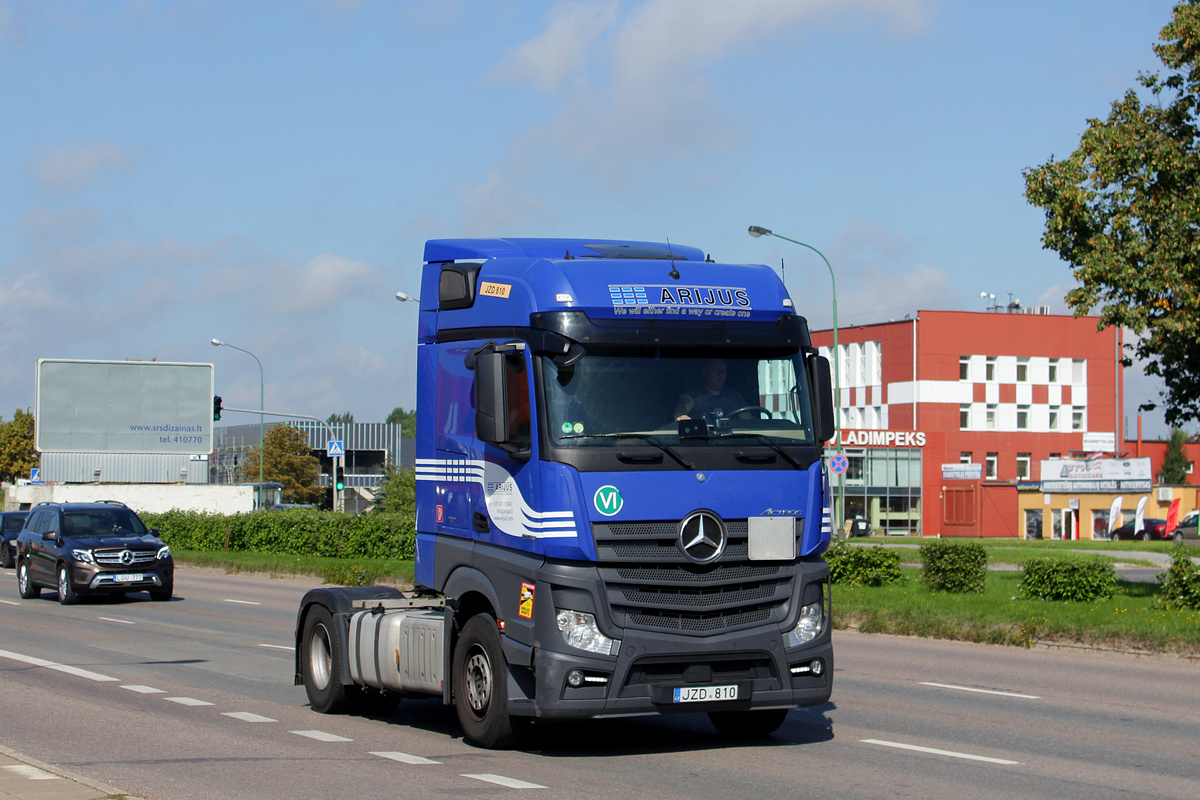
[0,0,1184,439]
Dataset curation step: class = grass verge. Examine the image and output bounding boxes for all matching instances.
[834,567,1200,655]
[172,549,415,587]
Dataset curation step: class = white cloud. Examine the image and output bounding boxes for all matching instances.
[496,1,619,94]
[27,141,136,194]
[273,252,382,313]
[461,170,556,235]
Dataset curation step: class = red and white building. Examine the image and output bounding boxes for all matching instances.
[810,309,1131,537]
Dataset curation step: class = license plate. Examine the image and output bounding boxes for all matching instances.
[114,573,143,583]
[673,685,737,703]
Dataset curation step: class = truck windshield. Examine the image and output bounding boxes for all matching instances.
[542,350,817,447]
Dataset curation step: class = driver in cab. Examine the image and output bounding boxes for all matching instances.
[673,358,748,422]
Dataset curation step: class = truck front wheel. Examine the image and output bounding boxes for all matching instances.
[302,605,359,713]
[453,614,526,749]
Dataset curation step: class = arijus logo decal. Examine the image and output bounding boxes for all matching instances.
[678,511,726,564]
[594,485,623,516]
[608,284,751,320]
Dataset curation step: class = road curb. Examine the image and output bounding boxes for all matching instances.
[0,742,138,800]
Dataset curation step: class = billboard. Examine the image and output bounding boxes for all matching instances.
[36,359,214,454]
[1038,457,1152,493]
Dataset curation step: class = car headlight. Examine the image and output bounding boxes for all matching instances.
[156,545,172,560]
[556,610,620,656]
[70,549,95,564]
[786,601,824,648]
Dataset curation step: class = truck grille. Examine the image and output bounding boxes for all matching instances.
[593,520,798,636]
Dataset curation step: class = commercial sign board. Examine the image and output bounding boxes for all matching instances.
[1082,432,1116,452]
[1039,457,1152,494]
[839,429,927,448]
[36,359,214,455]
[942,463,982,480]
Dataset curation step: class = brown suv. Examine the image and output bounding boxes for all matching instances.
[15,501,173,604]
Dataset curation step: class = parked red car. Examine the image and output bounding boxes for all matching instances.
[1109,518,1168,541]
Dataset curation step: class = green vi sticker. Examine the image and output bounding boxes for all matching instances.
[594,485,623,516]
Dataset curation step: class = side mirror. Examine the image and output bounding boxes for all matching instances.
[42,531,57,541]
[807,354,835,443]
[474,350,509,447]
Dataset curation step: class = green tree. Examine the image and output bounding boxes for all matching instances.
[327,412,354,425]
[0,409,38,483]
[241,424,324,505]
[1160,427,1193,483]
[371,463,415,514]
[385,406,417,438]
[1023,0,1200,426]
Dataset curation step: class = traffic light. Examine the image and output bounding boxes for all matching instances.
[213,395,223,421]
[335,466,345,492]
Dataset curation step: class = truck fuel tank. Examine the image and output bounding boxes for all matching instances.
[348,606,445,696]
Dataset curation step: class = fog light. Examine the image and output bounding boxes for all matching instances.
[567,669,585,688]
[786,601,824,648]
[811,658,824,676]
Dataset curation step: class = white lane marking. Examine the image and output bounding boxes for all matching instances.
[121,684,165,694]
[920,682,1040,700]
[371,751,442,765]
[861,739,1021,765]
[0,648,118,682]
[222,712,277,723]
[224,599,261,605]
[166,697,214,706]
[462,774,547,789]
[291,730,353,742]
[0,599,20,606]
[2,765,60,780]
[99,617,135,625]
[258,643,294,651]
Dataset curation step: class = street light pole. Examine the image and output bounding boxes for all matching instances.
[211,339,265,510]
[748,226,844,537]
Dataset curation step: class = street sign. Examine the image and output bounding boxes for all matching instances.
[30,468,43,484]
[830,454,849,475]
[327,440,344,457]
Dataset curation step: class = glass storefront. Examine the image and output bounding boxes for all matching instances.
[839,448,922,535]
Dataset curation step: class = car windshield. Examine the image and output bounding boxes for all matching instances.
[542,349,817,447]
[3,515,26,532]
[63,509,148,538]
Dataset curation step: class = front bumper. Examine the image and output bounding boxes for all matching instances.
[72,564,173,593]
[522,628,832,719]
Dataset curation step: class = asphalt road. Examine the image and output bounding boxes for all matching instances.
[1,566,1198,800]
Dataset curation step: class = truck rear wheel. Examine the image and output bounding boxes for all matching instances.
[302,605,360,713]
[708,709,789,739]
[453,614,526,749]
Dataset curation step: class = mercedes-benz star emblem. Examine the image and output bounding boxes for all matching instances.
[120,550,134,565]
[678,511,726,564]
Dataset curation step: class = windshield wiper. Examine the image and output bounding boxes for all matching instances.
[560,433,694,469]
[712,432,805,470]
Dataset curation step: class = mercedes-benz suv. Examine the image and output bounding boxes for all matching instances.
[15,501,173,604]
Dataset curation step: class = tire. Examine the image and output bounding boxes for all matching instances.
[1,546,12,569]
[17,559,40,599]
[708,708,790,739]
[1173,532,1184,545]
[1142,531,1152,542]
[301,605,359,714]
[149,582,173,602]
[453,614,526,749]
[57,565,79,605]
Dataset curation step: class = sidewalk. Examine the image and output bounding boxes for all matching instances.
[0,744,141,800]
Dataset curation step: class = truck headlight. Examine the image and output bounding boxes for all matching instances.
[786,601,824,648]
[156,545,172,560]
[556,610,620,656]
[70,548,95,564]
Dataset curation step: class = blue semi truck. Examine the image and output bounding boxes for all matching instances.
[295,238,836,748]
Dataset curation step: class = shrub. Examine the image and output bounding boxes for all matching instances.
[1155,547,1200,609]
[141,509,416,560]
[1019,557,1116,602]
[919,540,988,594]
[825,543,904,587]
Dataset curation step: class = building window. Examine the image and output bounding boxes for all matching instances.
[1016,453,1031,479]
[986,404,997,430]
[1049,409,1059,430]
[1017,357,1029,382]
[986,452,998,479]
[1050,452,1061,459]
[1017,405,1029,430]
[1049,361,1058,383]
[1072,358,1085,383]
[959,356,970,381]
[1072,408,1084,430]
[985,356,996,381]
[960,452,972,464]
[960,404,970,429]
